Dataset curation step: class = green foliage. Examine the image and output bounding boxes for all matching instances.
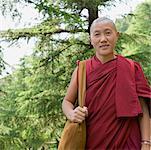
[0,46,5,75]
[116,14,133,32]
[120,1,151,82]
[127,1,151,35]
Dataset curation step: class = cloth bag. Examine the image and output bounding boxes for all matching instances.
[58,60,86,150]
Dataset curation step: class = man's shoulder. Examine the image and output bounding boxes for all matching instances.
[117,54,142,72]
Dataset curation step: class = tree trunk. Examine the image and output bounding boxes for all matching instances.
[87,5,98,48]
[87,5,99,34]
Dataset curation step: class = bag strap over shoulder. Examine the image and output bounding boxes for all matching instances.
[78,60,86,107]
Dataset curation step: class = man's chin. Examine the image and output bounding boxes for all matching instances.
[96,48,113,56]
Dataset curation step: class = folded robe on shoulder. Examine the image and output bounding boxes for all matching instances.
[116,55,151,117]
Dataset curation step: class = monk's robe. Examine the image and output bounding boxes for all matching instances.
[85,55,151,150]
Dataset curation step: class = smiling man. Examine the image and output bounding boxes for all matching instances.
[90,17,119,60]
[62,17,151,150]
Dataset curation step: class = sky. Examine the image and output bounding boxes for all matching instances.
[0,0,145,77]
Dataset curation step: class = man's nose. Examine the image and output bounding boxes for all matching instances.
[99,34,107,42]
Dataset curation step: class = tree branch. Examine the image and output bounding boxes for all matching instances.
[0,28,88,41]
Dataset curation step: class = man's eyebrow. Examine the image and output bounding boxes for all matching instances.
[93,30,100,33]
[104,28,112,31]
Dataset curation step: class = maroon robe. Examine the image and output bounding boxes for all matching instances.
[84,55,151,150]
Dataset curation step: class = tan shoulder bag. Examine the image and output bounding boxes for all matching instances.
[58,60,86,150]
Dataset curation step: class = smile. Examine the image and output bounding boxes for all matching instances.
[99,45,109,48]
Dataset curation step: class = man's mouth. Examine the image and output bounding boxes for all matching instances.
[99,44,110,48]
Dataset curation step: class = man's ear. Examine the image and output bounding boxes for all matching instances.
[116,32,120,38]
[115,32,120,42]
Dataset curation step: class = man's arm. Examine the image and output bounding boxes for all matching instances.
[62,67,88,123]
[139,97,150,150]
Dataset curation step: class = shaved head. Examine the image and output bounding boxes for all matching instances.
[90,17,117,34]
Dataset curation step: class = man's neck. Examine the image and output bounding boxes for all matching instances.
[96,53,116,64]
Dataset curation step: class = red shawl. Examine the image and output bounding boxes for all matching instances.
[84,55,151,149]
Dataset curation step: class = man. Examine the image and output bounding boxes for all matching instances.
[62,17,151,149]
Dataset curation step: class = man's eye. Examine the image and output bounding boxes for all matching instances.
[106,32,111,35]
[94,33,100,36]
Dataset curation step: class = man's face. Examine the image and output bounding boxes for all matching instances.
[90,22,119,56]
